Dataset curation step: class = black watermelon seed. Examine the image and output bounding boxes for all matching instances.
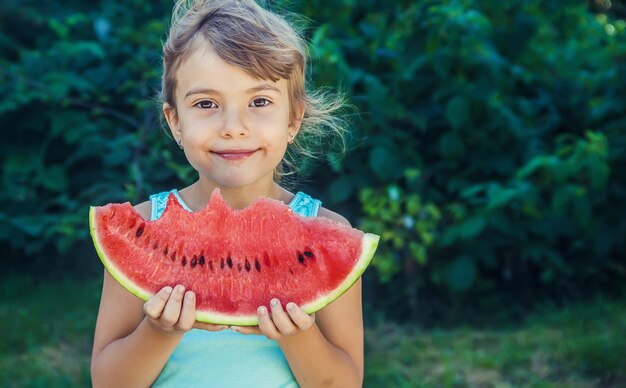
[182,256,187,267]
[191,256,197,268]
[170,251,176,262]
[297,254,305,264]
[209,260,214,271]
[245,259,251,272]
[220,258,225,269]
[227,257,233,269]
[255,259,261,272]
[237,263,242,272]
[199,255,205,266]
[303,251,314,259]
[163,247,169,256]
[136,224,145,237]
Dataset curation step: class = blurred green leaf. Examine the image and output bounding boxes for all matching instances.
[328,176,354,203]
[36,165,68,192]
[439,132,466,159]
[444,256,477,292]
[369,146,398,181]
[446,96,471,130]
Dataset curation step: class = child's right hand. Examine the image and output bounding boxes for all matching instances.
[143,285,227,333]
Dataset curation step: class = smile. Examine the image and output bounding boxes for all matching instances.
[212,149,258,161]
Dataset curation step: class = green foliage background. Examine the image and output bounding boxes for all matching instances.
[1,0,625,323]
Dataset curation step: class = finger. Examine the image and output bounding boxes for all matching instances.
[143,286,172,319]
[257,306,281,340]
[174,291,196,331]
[231,325,262,335]
[193,322,229,332]
[269,299,297,336]
[285,302,315,331]
[160,284,185,327]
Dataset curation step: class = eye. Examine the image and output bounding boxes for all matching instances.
[196,100,218,109]
[250,98,271,108]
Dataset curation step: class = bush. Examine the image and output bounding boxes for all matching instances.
[298,0,626,320]
[1,0,625,322]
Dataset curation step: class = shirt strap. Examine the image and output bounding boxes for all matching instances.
[289,191,321,218]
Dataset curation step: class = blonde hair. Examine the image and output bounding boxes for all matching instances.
[160,0,349,181]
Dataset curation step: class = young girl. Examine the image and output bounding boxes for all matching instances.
[90,0,363,387]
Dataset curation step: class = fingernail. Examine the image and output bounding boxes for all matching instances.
[164,286,172,294]
[270,299,278,307]
[287,302,296,311]
[186,291,194,300]
[176,285,185,293]
[258,306,266,314]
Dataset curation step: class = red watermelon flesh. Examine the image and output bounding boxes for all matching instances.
[89,190,378,325]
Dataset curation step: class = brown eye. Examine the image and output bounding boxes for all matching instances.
[250,98,270,108]
[197,100,217,109]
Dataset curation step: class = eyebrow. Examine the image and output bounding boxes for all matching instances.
[184,83,281,99]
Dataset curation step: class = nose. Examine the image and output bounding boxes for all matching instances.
[220,107,249,138]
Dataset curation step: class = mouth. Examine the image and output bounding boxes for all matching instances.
[211,149,258,161]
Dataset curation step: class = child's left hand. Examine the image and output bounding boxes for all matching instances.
[230,298,315,340]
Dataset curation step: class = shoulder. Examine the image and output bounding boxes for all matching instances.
[133,200,152,221]
[317,206,351,227]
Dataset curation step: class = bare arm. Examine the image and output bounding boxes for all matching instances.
[282,208,364,387]
[233,208,364,387]
[90,201,224,387]
[279,277,363,387]
[91,271,187,387]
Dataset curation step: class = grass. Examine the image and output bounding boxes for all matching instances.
[0,276,100,387]
[0,276,624,387]
[364,300,626,387]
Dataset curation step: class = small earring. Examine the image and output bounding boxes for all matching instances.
[288,134,295,144]
[177,138,183,149]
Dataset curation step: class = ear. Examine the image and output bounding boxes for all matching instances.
[289,102,305,136]
[163,102,182,140]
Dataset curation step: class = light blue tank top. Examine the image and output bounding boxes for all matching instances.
[148,189,321,387]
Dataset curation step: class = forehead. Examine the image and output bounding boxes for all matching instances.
[175,46,288,99]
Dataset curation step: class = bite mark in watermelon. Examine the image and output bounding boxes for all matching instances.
[89,190,378,326]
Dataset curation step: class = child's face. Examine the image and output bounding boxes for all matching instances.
[164,47,301,189]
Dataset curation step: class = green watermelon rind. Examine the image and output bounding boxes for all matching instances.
[90,206,153,302]
[194,233,380,326]
[90,205,379,326]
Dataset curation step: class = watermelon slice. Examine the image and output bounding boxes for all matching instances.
[89,190,378,326]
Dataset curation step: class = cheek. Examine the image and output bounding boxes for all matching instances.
[252,117,290,144]
[257,134,288,165]
[262,128,289,150]
[180,117,215,144]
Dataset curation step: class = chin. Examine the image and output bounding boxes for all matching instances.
[211,173,270,189]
